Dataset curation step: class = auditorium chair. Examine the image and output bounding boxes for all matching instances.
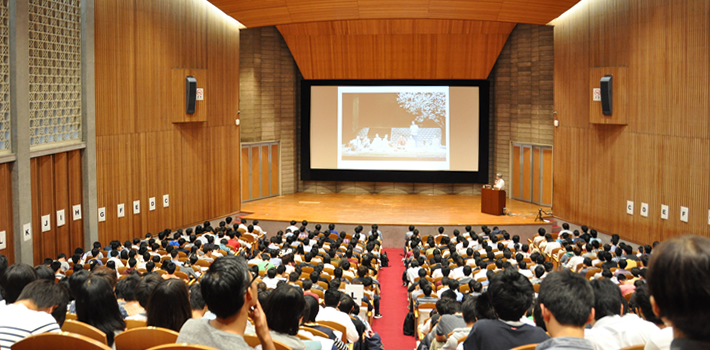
[62,319,108,345]
[12,332,112,350]
[300,326,329,339]
[619,345,644,350]
[124,319,148,330]
[510,344,538,350]
[146,345,219,350]
[315,320,348,343]
[243,334,293,350]
[114,326,179,350]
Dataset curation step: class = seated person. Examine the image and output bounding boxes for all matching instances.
[300,295,348,350]
[315,289,359,343]
[177,256,275,350]
[646,235,710,349]
[463,268,549,350]
[441,296,477,350]
[0,280,70,349]
[584,279,659,350]
[536,270,595,350]
[261,285,306,350]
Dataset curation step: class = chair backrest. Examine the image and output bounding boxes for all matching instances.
[510,344,538,350]
[300,326,329,339]
[533,284,541,293]
[145,344,220,350]
[586,268,601,280]
[66,313,78,320]
[62,319,108,345]
[316,320,348,343]
[115,326,179,350]
[243,334,293,350]
[124,319,147,330]
[619,345,644,350]
[12,332,112,350]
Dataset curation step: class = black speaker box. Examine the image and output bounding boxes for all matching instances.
[186,76,197,114]
[600,75,613,115]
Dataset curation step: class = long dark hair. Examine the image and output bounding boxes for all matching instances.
[75,276,126,346]
[147,279,192,332]
[263,284,306,335]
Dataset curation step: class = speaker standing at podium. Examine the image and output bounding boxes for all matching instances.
[494,173,505,191]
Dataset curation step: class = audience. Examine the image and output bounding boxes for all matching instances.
[647,235,710,349]
[463,268,549,350]
[75,276,126,347]
[535,270,595,350]
[0,280,70,349]
[584,279,658,350]
[176,256,275,350]
[9,217,706,350]
[147,279,191,332]
[262,284,307,350]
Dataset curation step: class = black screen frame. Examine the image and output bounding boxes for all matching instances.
[300,79,490,184]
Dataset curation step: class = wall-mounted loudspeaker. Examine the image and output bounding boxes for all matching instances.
[186,76,197,114]
[600,75,613,115]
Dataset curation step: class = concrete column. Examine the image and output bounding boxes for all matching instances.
[81,0,98,248]
[9,0,32,264]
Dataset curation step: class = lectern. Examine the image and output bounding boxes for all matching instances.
[481,188,506,215]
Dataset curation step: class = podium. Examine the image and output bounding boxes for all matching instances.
[481,188,506,215]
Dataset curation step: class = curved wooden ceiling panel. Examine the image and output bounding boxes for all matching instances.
[278,19,516,80]
[208,0,580,28]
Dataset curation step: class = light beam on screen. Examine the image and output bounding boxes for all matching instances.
[336,86,450,171]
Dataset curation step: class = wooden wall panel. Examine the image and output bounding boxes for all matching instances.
[553,0,710,242]
[0,163,14,264]
[277,19,515,80]
[29,151,84,264]
[95,0,241,245]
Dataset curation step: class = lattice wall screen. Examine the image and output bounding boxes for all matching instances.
[28,0,81,147]
[0,0,9,153]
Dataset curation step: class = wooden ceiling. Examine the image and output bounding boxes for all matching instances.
[208,0,580,28]
[278,19,516,79]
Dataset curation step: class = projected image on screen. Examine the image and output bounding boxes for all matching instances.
[338,86,450,170]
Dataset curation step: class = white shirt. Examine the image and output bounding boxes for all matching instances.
[108,256,125,268]
[644,326,673,350]
[0,303,61,350]
[494,178,505,191]
[565,256,585,271]
[585,314,660,350]
[315,306,359,343]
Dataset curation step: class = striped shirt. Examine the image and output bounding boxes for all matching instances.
[0,303,60,350]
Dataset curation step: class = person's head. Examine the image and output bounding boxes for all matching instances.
[16,279,71,326]
[338,294,357,315]
[0,263,38,304]
[323,289,341,308]
[538,270,595,334]
[201,256,257,320]
[422,283,433,297]
[630,284,662,326]
[263,285,306,336]
[91,266,118,289]
[35,265,55,281]
[487,268,534,321]
[589,278,622,321]
[461,295,477,324]
[147,279,192,332]
[134,273,163,309]
[76,276,126,346]
[647,235,710,341]
[303,294,320,323]
[115,274,141,302]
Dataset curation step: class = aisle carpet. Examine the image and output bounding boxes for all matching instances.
[371,248,416,350]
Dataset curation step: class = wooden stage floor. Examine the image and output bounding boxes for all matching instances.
[241,193,551,227]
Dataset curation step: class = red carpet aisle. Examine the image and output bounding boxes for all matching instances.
[371,248,416,350]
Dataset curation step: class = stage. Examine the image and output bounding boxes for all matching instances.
[240,193,553,249]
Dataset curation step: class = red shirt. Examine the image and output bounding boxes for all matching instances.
[227,239,240,250]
